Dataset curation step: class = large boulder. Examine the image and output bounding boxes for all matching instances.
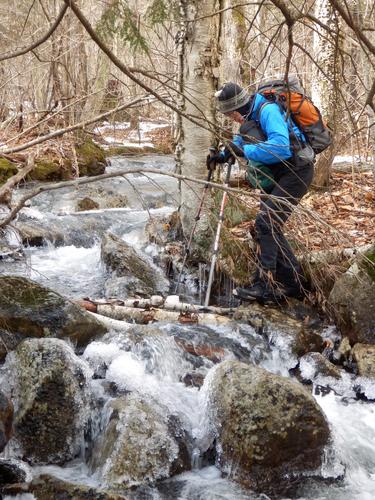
[90,395,190,488]
[208,361,330,495]
[0,276,107,358]
[3,338,90,464]
[101,233,169,298]
[0,391,13,452]
[329,246,375,344]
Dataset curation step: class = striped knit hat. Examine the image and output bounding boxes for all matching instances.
[215,82,251,113]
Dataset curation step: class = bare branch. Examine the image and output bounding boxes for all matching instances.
[0,4,68,62]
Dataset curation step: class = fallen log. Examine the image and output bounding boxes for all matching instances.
[95,304,233,326]
[78,295,234,316]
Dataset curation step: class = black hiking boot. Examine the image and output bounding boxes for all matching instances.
[233,282,284,305]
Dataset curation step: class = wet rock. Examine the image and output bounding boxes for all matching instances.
[351,344,375,378]
[16,221,65,246]
[101,232,169,297]
[3,474,128,499]
[0,276,107,350]
[145,211,183,246]
[104,276,155,299]
[329,246,375,344]
[76,138,107,176]
[0,328,24,362]
[4,338,89,464]
[0,459,28,486]
[338,336,352,360]
[0,390,13,452]
[77,197,100,211]
[181,372,205,388]
[233,304,324,359]
[209,360,330,496]
[299,352,342,382]
[90,395,190,488]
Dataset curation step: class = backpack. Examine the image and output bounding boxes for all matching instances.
[257,75,332,154]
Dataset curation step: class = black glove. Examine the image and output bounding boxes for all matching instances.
[206,152,225,169]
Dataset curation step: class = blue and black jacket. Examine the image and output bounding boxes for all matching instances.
[230,93,306,165]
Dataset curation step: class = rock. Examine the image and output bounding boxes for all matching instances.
[0,391,13,452]
[338,336,351,359]
[4,338,89,464]
[0,158,18,185]
[77,197,100,211]
[16,221,65,247]
[0,459,28,486]
[0,328,24,362]
[209,361,330,495]
[145,212,183,246]
[3,474,128,499]
[299,352,342,382]
[233,303,324,359]
[104,276,156,299]
[76,138,107,176]
[101,233,169,297]
[329,246,375,344]
[90,395,190,488]
[0,276,107,353]
[351,344,375,378]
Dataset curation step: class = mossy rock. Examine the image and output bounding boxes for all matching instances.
[77,197,100,211]
[28,159,64,182]
[76,139,107,176]
[105,145,156,157]
[0,158,18,185]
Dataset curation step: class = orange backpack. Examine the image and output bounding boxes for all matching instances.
[257,76,332,154]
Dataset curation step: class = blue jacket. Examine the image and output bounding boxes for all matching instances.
[231,93,305,165]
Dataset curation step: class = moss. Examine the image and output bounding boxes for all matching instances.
[105,145,158,157]
[75,139,107,177]
[0,158,18,184]
[28,160,63,181]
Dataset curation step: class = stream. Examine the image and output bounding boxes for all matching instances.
[0,154,375,499]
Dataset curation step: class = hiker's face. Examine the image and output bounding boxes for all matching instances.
[224,111,245,124]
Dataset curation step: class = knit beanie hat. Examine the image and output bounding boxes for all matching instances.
[215,82,251,113]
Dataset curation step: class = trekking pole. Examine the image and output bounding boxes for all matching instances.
[204,156,235,307]
[174,148,218,294]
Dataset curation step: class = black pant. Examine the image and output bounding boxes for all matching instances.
[254,162,314,289]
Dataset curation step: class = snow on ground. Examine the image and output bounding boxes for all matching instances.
[94,119,170,149]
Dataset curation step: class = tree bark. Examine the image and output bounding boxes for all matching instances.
[311,1,342,188]
[179,0,219,236]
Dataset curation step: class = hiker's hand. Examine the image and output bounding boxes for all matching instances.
[206,152,224,169]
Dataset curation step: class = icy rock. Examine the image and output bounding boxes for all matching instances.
[299,352,342,382]
[0,276,107,359]
[90,394,190,488]
[3,338,90,464]
[101,233,169,297]
[0,458,29,486]
[208,360,330,496]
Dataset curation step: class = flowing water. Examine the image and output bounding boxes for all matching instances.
[1,155,375,499]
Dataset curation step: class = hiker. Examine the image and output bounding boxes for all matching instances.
[209,81,315,303]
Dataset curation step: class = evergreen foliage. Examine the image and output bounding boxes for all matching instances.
[97,0,148,52]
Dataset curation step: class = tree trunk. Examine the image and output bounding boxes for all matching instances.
[179,0,220,236]
[311,1,342,189]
